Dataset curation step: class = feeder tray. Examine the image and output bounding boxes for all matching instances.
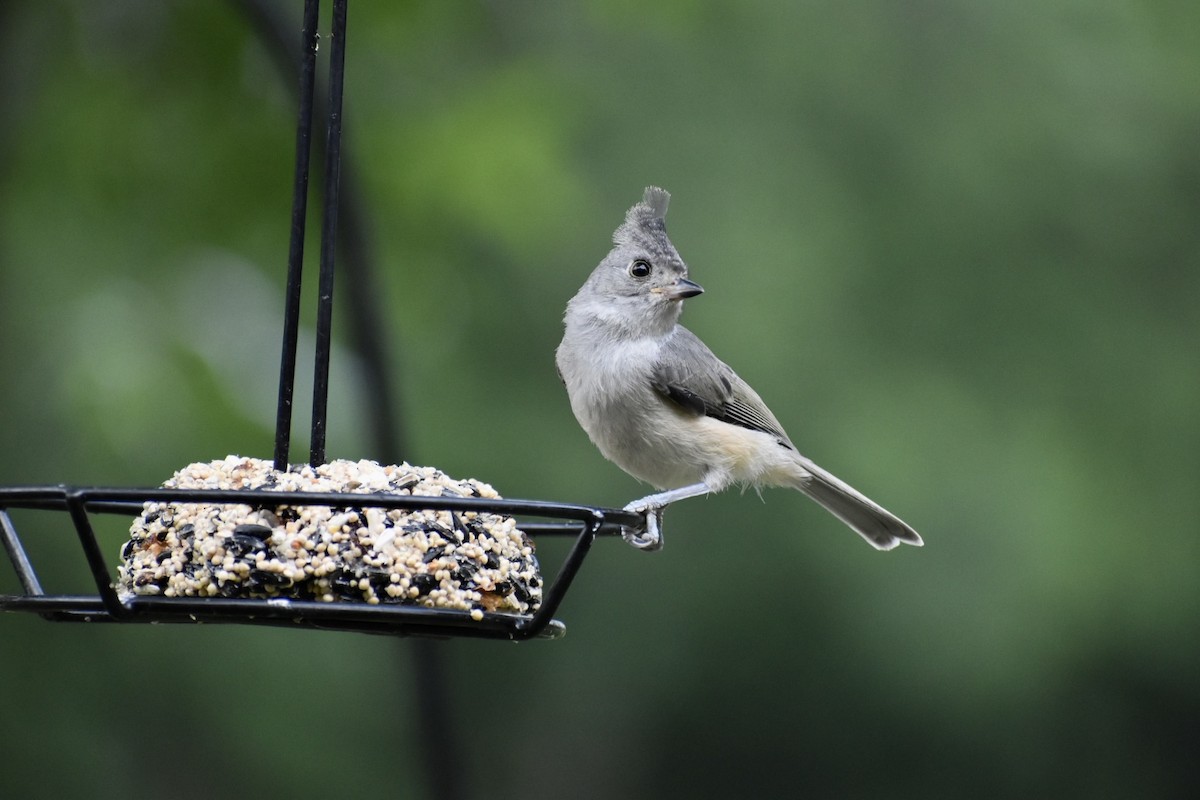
[0,0,645,641]
[0,484,639,641]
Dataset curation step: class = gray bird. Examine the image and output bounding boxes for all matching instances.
[555,186,923,551]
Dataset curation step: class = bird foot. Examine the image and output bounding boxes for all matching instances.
[621,502,665,551]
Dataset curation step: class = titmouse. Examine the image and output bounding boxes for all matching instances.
[555,186,922,552]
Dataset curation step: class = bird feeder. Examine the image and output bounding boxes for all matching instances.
[0,0,642,641]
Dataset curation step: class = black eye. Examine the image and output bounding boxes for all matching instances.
[629,259,652,278]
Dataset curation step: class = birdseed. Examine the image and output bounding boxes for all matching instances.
[116,456,542,615]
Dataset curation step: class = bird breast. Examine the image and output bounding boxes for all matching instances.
[558,328,712,488]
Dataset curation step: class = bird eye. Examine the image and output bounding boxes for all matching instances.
[629,259,652,278]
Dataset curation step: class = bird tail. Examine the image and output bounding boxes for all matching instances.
[787,457,923,551]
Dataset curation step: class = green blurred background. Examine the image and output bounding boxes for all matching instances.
[2,1,1198,797]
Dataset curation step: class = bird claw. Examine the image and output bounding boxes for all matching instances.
[616,483,713,551]
[621,503,665,551]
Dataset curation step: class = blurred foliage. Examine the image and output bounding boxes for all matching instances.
[2,1,1199,798]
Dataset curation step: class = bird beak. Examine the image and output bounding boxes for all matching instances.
[657,278,704,301]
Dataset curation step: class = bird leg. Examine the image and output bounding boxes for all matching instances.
[621,482,711,551]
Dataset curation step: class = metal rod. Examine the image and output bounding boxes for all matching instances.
[0,485,640,532]
[0,592,567,640]
[273,0,321,472]
[64,491,125,619]
[0,510,44,596]
[515,515,603,639]
[70,502,612,536]
[309,0,349,467]
[0,595,107,616]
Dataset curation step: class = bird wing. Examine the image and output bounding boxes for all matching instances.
[650,328,795,450]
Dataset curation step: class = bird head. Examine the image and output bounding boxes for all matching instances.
[569,187,704,337]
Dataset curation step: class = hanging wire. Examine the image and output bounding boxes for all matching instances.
[309,0,348,466]
[272,0,321,472]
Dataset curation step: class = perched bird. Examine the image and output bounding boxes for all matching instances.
[555,187,922,551]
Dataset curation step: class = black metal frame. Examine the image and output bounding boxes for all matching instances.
[0,0,646,642]
[0,485,639,640]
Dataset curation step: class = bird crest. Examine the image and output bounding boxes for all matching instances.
[613,186,674,253]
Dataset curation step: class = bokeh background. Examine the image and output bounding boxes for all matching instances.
[2,1,1198,797]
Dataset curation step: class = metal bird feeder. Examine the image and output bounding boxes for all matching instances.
[0,0,641,641]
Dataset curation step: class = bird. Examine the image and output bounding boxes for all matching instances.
[554,186,922,552]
